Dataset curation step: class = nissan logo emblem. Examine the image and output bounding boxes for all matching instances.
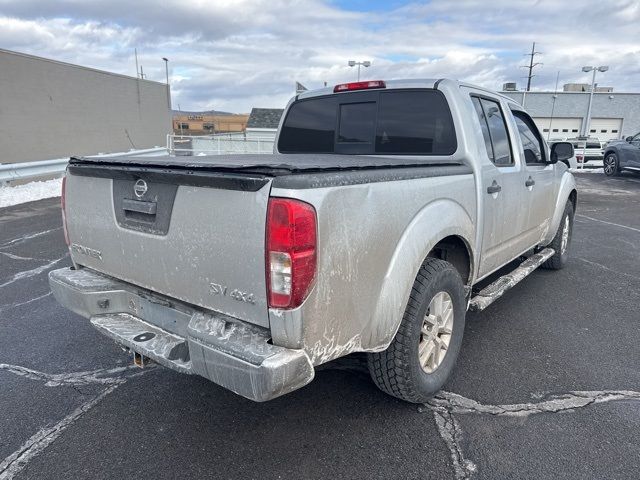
[134,179,148,198]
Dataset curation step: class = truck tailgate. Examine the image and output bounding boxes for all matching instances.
[64,167,272,328]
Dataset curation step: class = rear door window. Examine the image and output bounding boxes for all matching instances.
[278,90,457,155]
[375,90,456,154]
[277,96,336,153]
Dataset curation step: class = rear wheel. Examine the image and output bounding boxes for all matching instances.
[603,153,620,176]
[368,258,466,403]
[542,200,574,270]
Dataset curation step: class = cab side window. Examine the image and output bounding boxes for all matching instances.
[471,96,513,166]
[512,111,545,165]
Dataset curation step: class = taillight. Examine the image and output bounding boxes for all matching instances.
[266,198,317,309]
[61,175,70,246]
[333,80,386,93]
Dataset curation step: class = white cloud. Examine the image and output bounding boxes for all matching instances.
[0,0,638,112]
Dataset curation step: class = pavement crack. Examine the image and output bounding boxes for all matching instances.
[0,255,67,289]
[0,363,147,387]
[0,291,52,313]
[428,390,640,417]
[0,228,62,250]
[0,252,49,262]
[0,363,155,479]
[0,383,121,480]
[432,407,477,480]
[425,389,640,479]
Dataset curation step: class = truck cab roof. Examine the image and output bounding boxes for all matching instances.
[297,78,520,107]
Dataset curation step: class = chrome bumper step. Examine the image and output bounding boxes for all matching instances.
[49,267,314,401]
[92,314,191,373]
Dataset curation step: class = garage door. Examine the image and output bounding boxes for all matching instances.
[534,117,582,140]
[588,118,623,142]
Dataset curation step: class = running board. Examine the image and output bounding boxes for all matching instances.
[469,248,555,312]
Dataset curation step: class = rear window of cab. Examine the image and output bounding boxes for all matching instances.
[277,89,457,155]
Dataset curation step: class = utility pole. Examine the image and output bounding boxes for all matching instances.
[521,42,542,91]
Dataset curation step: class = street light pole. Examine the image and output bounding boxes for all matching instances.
[162,57,171,110]
[348,60,371,81]
[581,65,608,137]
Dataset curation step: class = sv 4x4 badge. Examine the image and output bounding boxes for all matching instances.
[209,282,256,305]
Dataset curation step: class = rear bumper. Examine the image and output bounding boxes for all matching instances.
[49,267,314,401]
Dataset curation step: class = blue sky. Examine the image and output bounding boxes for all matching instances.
[0,0,638,112]
[332,0,407,11]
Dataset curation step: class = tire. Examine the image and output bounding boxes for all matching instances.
[542,200,574,270]
[603,153,620,176]
[367,258,466,403]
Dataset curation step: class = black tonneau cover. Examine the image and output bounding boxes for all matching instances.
[70,153,462,175]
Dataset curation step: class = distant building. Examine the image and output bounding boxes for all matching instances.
[501,84,640,142]
[245,108,284,139]
[562,83,613,93]
[0,48,171,164]
[172,112,249,135]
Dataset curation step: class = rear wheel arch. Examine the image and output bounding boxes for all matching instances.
[428,235,473,286]
[364,199,475,352]
[367,256,467,402]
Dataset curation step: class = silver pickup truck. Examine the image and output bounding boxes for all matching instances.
[50,79,576,403]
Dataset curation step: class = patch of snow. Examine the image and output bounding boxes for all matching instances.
[570,168,604,174]
[0,178,63,208]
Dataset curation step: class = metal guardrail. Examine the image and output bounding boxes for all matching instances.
[1,135,280,186]
[0,158,68,186]
[0,148,167,186]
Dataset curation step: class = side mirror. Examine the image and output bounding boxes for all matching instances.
[550,142,574,164]
[626,136,634,142]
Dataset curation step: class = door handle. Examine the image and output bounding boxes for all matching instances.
[487,180,502,194]
[525,176,535,187]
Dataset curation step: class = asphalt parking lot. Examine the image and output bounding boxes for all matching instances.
[1,171,639,480]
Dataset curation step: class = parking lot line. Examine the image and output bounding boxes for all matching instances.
[575,214,640,234]
[0,384,121,480]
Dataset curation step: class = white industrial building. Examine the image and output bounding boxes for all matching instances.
[501,83,640,143]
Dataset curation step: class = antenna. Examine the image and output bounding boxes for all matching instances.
[547,71,560,140]
[521,42,542,91]
[134,48,140,79]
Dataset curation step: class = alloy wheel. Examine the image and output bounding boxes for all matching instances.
[561,215,570,254]
[604,155,616,175]
[419,291,454,373]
